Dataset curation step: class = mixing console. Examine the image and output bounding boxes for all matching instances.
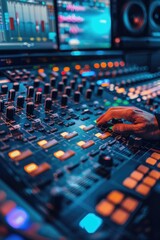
[0,59,160,240]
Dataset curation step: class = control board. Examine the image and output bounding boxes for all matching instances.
[0,59,160,240]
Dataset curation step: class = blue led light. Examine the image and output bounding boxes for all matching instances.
[79,213,102,234]
[97,79,110,85]
[4,234,24,240]
[81,71,95,78]
[6,207,29,230]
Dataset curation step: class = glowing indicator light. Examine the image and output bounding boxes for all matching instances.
[75,65,81,70]
[81,71,95,78]
[79,213,102,234]
[53,67,59,72]
[6,207,29,229]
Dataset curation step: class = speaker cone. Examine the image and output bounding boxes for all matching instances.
[123,1,147,34]
[150,1,160,30]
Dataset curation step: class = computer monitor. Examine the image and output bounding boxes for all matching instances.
[57,0,111,50]
[0,0,57,50]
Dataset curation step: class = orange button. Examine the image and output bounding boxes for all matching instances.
[24,163,38,174]
[123,177,137,189]
[121,197,139,212]
[143,176,156,187]
[107,190,124,204]
[151,152,160,160]
[111,208,130,225]
[136,183,151,196]
[137,165,149,174]
[0,200,16,216]
[96,200,115,216]
[130,170,144,181]
[149,170,160,180]
[157,163,160,169]
[146,157,157,166]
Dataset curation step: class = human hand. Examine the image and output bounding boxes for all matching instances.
[97,106,160,140]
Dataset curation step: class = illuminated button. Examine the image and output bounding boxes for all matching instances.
[111,209,129,225]
[96,200,115,216]
[137,165,149,174]
[54,150,75,161]
[123,177,137,189]
[77,141,85,147]
[61,131,78,140]
[149,170,160,180]
[28,163,51,177]
[5,207,29,229]
[157,163,160,168]
[24,163,38,174]
[54,150,65,159]
[79,213,102,234]
[143,176,156,187]
[83,125,94,132]
[8,150,21,160]
[9,150,32,162]
[79,125,86,130]
[95,133,102,138]
[136,183,151,196]
[107,191,124,205]
[99,132,111,140]
[151,152,160,160]
[38,139,58,149]
[146,157,157,166]
[61,132,68,137]
[37,140,47,147]
[0,201,16,216]
[82,140,95,149]
[121,198,139,212]
[130,170,144,181]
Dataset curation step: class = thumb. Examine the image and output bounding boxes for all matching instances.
[113,123,136,134]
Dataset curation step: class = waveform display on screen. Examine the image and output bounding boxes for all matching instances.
[57,0,111,50]
[0,0,57,50]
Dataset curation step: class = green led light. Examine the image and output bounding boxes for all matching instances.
[116,99,122,103]
[105,101,111,106]
[123,100,129,105]
[112,103,119,107]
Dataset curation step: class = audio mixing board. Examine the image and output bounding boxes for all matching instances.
[0,59,160,240]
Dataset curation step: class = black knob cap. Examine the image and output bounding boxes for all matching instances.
[8,89,16,101]
[70,80,76,89]
[65,86,71,96]
[50,77,56,87]
[13,82,19,91]
[61,94,68,106]
[82,78,87,87]
[34,79,40,88]
[1,85,8,94]
[90,82,95,91]
[62,76,68,85]
[35,92,42,104]
[78,84,83,93]
[97,87,103,96]
[51,89,58,100]
[58,82,64,92]
[17,95,25,108]
[98,154,113,167]
[6,106,15,120]
[26,102,34,115]
[45,98,52,111]
[74,91,80,102]
[27,86,34,98]
[44,83,50,94]
[0,99,4,112]
[73,74,78,81]
[86,89,92,99]
[146,98,154,105]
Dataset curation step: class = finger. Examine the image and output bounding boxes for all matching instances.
[112,123,136,134]
[96,107,131,122]
[97,108,134,125]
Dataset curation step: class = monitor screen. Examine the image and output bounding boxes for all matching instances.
[57,0,111,50]
[0,0,57,50]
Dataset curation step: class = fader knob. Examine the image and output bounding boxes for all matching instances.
[13,82,19,91]
[90,82,95,91]
[58,82,64,92]
[27,86,34,98]
[98,154,113,167]
[35,92,42,104]
[65,86,71,96]
[82,78,87,87]
[8,89,16,101]
[85,89,92,99]
[0,99,4,112]
[74,91,80,102]
[78,84,83,93]
[1,85,8,94]
[70,80,76,89]
[146,98,154,105]
[44,83,50,94]
[61,94,68,106]
[51,89,58,100]
[45,98,52,111]
[34,79,40,88]
[97,87,103,96]
[6,106,15,120]
[62,76,68,85]
[26,102,34,115]
[17,95,24,108]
